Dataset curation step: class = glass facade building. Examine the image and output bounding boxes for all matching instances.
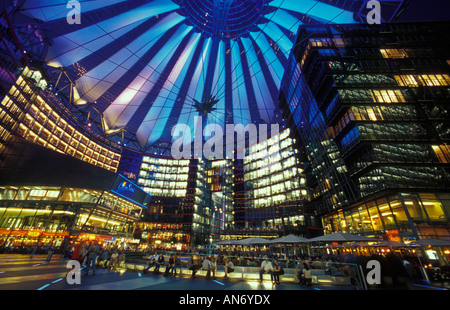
[1,0,447,255]
[230,127,316,238]
[120,126,320,250]
[279,22,450,241]
[1,68,122,172]
[0,69,149,250]
[136,155,195,251]
[0,179,149,250]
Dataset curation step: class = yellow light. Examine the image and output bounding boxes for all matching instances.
[318,279,333,283]
[421,202,438,206]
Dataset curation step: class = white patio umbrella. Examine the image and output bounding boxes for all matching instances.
[268,234,310,244]
[308,232,379,243]
[235,237,271,246]
[215,239,238,245]
[408,238,450,247]
[370,241,407,247]
[268,234,310,256]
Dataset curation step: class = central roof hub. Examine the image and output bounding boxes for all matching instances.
[175,0,268,39]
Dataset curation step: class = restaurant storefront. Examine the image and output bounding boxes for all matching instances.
[322,193,449,240]
[0,178,149,252]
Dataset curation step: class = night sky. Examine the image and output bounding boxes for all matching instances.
[397,0,450,21]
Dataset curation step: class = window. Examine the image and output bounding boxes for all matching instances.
[310,38,333,47]
[341,127,361,148]
[372,90,406,103]
[432,145,450,163]
[380,49,408,59]
[394,75,419,87]
[417,74,450,87]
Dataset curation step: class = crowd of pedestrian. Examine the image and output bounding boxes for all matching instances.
[3,237,447,287]
[70,241,126,275]
[136,248,446,288]
[0,239,57,255]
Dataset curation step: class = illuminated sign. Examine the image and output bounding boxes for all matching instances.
[111,175,151,207]
[116,181,136,194]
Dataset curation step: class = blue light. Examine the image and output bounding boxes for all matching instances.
[37,284,51,290]
[52,278,64,283]
[413,284,448,290]
[213,280,225,286]
[21,0,371,153]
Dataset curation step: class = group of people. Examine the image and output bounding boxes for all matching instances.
[259,256,285,284]
[0,239,58,255]
[143,252,182,276]
[141,253,293,285]
[188,255,220,279]
[141,252,340,285]
[71,241,126,275]
[143,253,235,280]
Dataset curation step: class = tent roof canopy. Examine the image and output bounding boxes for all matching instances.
[234,237,272,245]
[269,234,309,244]
[308,232,379,243]
[409,238,450,247]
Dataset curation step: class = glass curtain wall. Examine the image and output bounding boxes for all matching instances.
[280,22,450,240]
[232,128,310,237]
[0,186,143,250]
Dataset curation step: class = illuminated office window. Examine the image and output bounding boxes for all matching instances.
[380,48,408,59]
[371,90,406,103]
[0,70,121,172]
[417,74,450,86]
[432,145,450,163]
[138,156,190,197]
[394,75,419,87]
[309,38,333,47]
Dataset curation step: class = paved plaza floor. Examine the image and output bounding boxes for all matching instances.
[0,254,448,295]
[0,254,355,291]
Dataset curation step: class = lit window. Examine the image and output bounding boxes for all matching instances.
[432,145,450,163]
[367,107,377,121]
[394,75,419,87]
[380,49,408,59]
[372,90,406,103]
[417,74,450,87]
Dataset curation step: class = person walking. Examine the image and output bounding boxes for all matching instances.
[71,242,82,263]
[85,242,100,276]
[80,243,88,267]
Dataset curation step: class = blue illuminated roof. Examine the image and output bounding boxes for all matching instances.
[17,0,406,153]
